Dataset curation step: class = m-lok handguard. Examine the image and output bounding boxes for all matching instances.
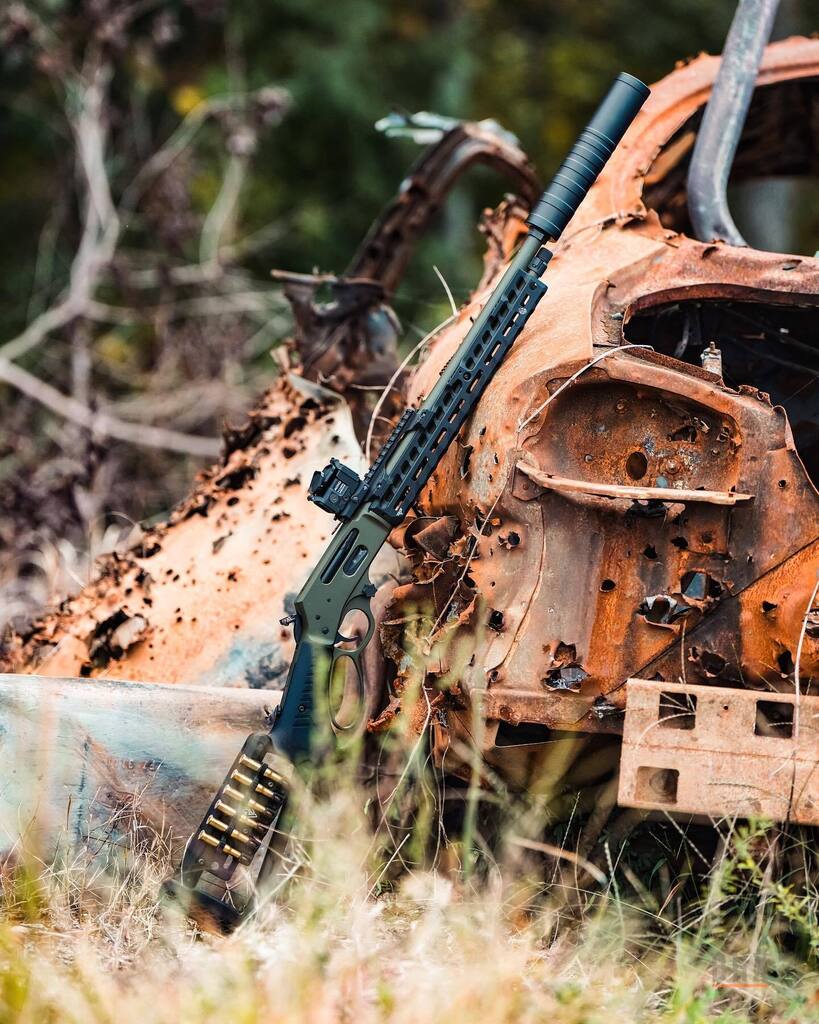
[164,72,649,931]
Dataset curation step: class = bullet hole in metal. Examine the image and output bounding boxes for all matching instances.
[694,649,728,678]
[668,423,697,443]
[460,445,474,479]
[643,545,658,560]
[681,570,723,600]
[543,641,588,691]
[626,451,648,480]
[640,594,688,625]
[544,666,588,691]
[600,579,616,592]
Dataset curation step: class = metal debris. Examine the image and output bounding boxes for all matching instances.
[619,679,819,823]
[387,38,819,820]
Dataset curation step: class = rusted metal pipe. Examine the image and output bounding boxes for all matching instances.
[687,0,780,245]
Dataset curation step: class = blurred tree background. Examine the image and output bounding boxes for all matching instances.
[0,0,816,626]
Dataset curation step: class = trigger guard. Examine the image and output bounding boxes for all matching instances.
[333,594,375,655]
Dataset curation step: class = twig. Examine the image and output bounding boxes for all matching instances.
[364,311,458,463]
[0,59,119,364]
[0,357,219,457]
[86,290,285,323]
[794,572,819,739]
[200,153,248,268]
[433,265,458,317]
[120,89,272,213]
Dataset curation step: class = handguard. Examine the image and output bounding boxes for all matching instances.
[164,72,650,930]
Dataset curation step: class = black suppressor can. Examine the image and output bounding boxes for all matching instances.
[526,71,650,241]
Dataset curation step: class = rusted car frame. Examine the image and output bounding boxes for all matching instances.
[386,37,819,820]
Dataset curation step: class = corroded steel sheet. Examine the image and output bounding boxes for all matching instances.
[0,675,276,859]
[2,38,818,830]
[380,39,819,815]
[618,679,819,823]
[0,377,385,688]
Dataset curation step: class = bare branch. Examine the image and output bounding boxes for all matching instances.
[86,290,287,323]
[0,297,84,363]
[120,89,271,213]
[199,152,248,267]
[0,59,119,363]
[0,357,219,458]
[109,219,288,289]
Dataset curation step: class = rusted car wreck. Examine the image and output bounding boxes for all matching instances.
[1,35,817,848]
[392,36,819,826]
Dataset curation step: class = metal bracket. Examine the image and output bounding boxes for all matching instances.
[618,678,819,824]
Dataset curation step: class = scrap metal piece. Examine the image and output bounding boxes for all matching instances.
[273,116,540,424]
[700,341,723,376]
[686,0,780,245]
[0,674,276,862]
[516,460,753,505]
[400,39,819,794]
[618,679,819,823]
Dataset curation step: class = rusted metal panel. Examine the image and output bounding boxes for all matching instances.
[0,116,535,689]
[2,36,817,832]
[618,678,819,823]
[0,376,383,689]
[389,39,819,803]
[0,675,277,860]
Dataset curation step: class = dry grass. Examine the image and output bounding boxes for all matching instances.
[0,775,817,1024]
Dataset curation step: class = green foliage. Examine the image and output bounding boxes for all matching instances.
[4,1,819,340]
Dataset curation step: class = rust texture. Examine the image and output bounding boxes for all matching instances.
[2,41,818,826]
[0,119,537,690]
[384,37,819,803]
[0,374,377,687]
[619,679,819,823]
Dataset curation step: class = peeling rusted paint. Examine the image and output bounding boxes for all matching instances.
[1,116,536,691]
[386,38,819,821]
[3,41,818,828]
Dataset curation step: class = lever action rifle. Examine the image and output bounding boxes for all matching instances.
[165,72,650,930]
